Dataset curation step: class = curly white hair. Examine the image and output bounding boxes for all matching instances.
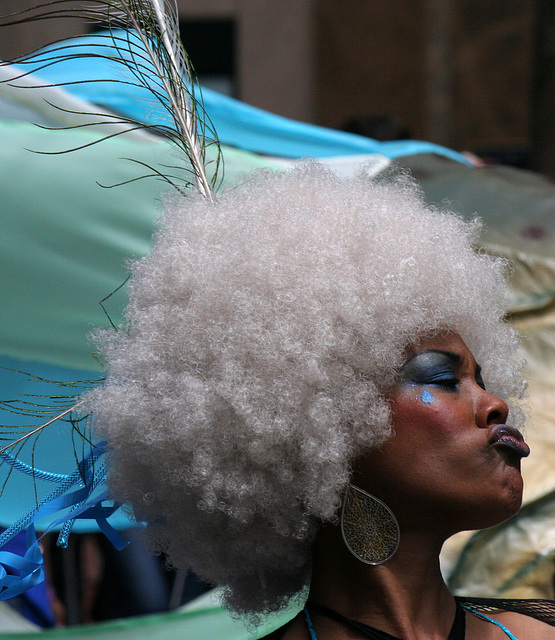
[92,163,525,617]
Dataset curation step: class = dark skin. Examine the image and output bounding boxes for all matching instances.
[276,333,553,640]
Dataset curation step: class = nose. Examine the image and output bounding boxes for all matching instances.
[477,388,509,428]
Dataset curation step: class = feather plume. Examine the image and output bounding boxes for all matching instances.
[1,0,221,197]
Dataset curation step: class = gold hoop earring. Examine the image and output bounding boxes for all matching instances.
[340,483,400,565]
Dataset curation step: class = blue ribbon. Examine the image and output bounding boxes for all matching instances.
[0,526,45,599]
[0,441,128,599]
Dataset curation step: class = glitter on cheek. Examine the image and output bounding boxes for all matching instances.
[421,390,435,404]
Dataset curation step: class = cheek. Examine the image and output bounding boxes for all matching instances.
[419,403,460,433]
[391,388,459,436]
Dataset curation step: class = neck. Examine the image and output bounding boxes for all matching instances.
[308,523,456,640]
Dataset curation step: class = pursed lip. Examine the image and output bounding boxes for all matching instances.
[489,424,530,458]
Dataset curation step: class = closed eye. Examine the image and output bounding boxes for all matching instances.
[427,376,459,390]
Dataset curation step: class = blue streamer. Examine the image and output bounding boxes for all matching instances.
[0,441,127,600]
[0,444,103,549]
[57,460,107,547]
[0,451,70,483]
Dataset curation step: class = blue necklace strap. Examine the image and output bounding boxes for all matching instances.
[461,604,520,640]
[304,607,319,640]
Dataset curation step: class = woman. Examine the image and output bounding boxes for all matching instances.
[92,163,554,639]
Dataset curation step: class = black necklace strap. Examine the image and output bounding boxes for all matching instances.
[455,596,555,627]
[306,600,466,640]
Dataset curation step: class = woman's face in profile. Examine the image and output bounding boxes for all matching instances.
[354,332,529,535]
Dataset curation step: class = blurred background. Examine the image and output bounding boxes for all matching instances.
[0,0,553,175]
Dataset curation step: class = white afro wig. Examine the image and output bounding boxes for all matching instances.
[92,162,525,617]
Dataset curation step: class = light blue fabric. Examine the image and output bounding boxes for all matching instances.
[0,355,134,532]
[16,31,471,164]
[0,115,279,547]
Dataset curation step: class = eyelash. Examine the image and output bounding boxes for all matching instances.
[426,377,486,392]
[432,378,459,390]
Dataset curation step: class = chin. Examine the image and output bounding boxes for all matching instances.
[444,469,524,533]
[469,475,524,531]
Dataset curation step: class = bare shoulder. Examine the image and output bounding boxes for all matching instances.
[496,610,555,639]
[466,609,555,640]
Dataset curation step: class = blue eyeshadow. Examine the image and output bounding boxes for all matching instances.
[399,350,460,390]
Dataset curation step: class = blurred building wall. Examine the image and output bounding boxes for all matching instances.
[0,0,548,172]
[315,0,535,160]
[531,0,555,177]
